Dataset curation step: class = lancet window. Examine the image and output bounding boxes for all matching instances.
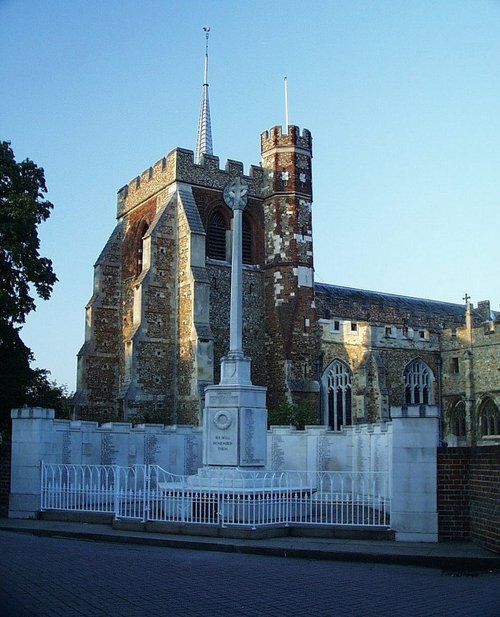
[449,399,466,437]
[136,221,149,276]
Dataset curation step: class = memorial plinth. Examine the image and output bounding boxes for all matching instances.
[203,375,267,468]
[202,176,268,469]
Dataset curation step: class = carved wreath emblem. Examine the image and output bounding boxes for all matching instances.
[213,411,232,430]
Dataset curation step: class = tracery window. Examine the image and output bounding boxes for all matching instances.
[207,211,228,261]
[404,359,433,405]
[449,399,466,437]
[478,397,499,437]
[325,360,352,431]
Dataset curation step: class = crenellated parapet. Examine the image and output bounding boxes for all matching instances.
[261,125,312,156]
[117,148,264,217]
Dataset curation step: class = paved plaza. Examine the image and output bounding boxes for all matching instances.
[0,530,498,617]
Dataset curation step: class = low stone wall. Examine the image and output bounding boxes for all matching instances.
[0,441,11,512]
[9,406,441,543]
[268,423,391,473]
[438,445,500,553]
[9,408,203,518]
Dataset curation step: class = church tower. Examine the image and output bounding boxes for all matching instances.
[261,126,320,412]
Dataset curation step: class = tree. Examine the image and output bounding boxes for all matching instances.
[24,368,72,418]
[268,400,319,430]
[0,141,57,325]
[0,142,58,432]
[0,320,32,422]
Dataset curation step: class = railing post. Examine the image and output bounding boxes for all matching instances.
[143,465,150,523]
[40,460,45,511]
[113,466,120,520]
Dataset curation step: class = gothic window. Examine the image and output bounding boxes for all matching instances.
[207,211,228,260]
[136,221,149,276]
[478,397,499,437]
[404,359,433,405]
[325,360,352,431]
[449,400,466,437]
[242,213,253,264]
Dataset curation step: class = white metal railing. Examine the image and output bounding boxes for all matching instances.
[41,463,390,528]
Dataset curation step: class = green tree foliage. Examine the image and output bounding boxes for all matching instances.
[0,320,32,420]
[0,142,60,433]
[25,368,72,418]
[0,141,57,325]
[268,399,319,430]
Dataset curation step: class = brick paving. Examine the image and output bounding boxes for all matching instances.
[0,530,498,616]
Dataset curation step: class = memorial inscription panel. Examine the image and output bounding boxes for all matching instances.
[205,408,239,466]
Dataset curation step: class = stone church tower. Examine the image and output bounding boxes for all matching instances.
[261,126,320,411]
[74,125,320,424]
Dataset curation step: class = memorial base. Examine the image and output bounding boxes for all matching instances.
[203,355,267,468]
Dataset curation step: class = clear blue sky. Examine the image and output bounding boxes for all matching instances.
[2,0,500,391]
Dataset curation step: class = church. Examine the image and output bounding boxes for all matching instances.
[74,38,500,449]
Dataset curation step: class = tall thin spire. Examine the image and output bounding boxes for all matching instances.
[284,76,289,132]
[195,27,213,164]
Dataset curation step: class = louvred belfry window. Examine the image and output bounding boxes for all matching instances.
[207,212,227,261]
[242,214,253,264]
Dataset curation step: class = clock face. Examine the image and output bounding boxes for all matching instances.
[223,184,236,208]
[223,176,248,210]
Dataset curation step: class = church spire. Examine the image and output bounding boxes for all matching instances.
[195,27,213,164]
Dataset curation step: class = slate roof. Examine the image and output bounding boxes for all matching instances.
[178,184,205,234]
[314,283,480,329]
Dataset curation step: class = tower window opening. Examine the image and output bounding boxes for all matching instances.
[242,214,253,264]
[207,211,228,261]
[136,221,149,276]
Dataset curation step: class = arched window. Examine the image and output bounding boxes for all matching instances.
[449,399,466,437]
[242,213,253,264]
[136,221,149,276]
[478,397,499,437]
[207,211,228,261]
[325,360,352,431]
[404,359,433,405]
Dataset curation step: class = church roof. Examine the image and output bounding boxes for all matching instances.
[314,283,477,329]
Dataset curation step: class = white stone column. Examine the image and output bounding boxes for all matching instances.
[203,176,267,468]
[390,405,440,542]
[219,175,252,386]
[229,204,244,356]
